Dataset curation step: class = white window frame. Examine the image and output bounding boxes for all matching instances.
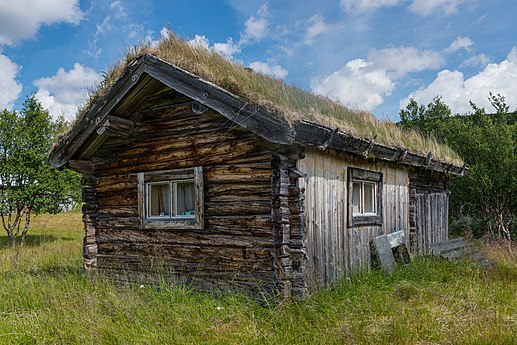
[348,168,383,227]
[138,167,204,230]
[352,180,378,216]
[146,180,197,219]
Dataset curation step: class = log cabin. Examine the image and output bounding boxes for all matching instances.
[49,36,465,299]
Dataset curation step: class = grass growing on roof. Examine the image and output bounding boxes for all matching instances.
[75,31,462,165]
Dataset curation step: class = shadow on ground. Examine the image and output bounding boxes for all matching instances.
[0,234,75,249]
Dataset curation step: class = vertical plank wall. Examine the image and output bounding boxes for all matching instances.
[412,193,449,255]
[408,169,450,255]
[297,147,409,287]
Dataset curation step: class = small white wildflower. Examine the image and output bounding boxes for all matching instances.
[216,306,223,311]
[140,284,144,289]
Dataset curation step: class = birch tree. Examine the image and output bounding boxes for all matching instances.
[0,96,80,245]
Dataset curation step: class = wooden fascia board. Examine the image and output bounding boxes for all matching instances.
[141,53,295,145]
[49,57,146,168]
[294,121,465,176]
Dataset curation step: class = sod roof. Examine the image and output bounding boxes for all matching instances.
[57,32,463,168]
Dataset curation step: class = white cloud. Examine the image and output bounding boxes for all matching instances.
[140,27,171,50]
[0,54,22,110]
[240,4,269,44]
[110,1,127,18]
[34,63,100,121]
[213,38,241,59]
[187,5,268,61]
[0,0,83,45]
[160,27,171,40]
[188,34,210,49]
[461,53,491,67]
[445,36,473,53]
[95,15,113,37]
[401,47,517,114]
[368,47,443,78]
[89,1,147,59]
[409,0,464,16]
[311,59,394,110]
[187,34,240,59]
[311,46,444,110]
[304,15,330,44]
[249,61,288,79]
[340,0,400,15]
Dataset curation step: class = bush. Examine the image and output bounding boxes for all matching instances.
[449,216,486,238]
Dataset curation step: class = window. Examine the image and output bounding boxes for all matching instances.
[147,180,196,218]
[138,167,204,229]
[348,168,382,226]
[351,181,377,215]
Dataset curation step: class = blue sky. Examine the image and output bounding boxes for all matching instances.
[1,0,516,122]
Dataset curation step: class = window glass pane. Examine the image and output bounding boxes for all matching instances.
[363,182,376,214]
[149,183,171,217]
[176,181,196,217]
[352,182,361,214]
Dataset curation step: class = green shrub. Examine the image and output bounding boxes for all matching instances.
[450,216,486,238]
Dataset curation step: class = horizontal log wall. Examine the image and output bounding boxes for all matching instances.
[87,89,279,296]
[297,147,409,287]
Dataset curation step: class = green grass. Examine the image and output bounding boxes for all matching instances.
[0,212,515,344]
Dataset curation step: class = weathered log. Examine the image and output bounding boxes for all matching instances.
[97,115,135,137]
[68,160,94,174]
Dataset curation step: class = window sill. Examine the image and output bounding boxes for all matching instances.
[143,218,199,230]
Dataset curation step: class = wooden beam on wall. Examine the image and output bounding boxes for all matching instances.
[68,159,94,174]
[96,115,135,137]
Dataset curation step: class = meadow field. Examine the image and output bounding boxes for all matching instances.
[0,211,515,344]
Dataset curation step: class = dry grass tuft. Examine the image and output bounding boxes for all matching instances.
[72,31,462,165]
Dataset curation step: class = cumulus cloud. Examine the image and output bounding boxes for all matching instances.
[249,61,288,79]
[33,63,100,120]
[0,0,83,45]
[0,54,22,110]
[186,35,241,60]
[187,34,240,59]
[186,5,268,61]
[240,4,269,44]
[445,36,473,53]
[304,15,330,44]
[340,0,400,15]
[369,47,443,78]
[188,34,210,49]
[401,47,517,114]
[213,38,241,59]
[409,0,464,16]
[311,46,444,110]
[160,27,171,40]
[312,59,393,110]
[461,53,491,67]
